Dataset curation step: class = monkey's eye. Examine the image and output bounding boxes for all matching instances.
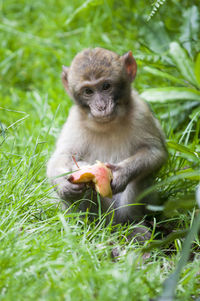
[102,82,111,91]
[84,87,94,96]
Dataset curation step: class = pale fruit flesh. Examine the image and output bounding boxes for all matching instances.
[69,161,113,198]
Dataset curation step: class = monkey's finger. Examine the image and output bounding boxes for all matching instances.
[71,188,85,195]
[105,163,118,171]
[68,186,86,196]
[110,179,116,192]
[69,182,85,190]
[110,179,124,194]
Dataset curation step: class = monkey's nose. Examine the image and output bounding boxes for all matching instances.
[97,104,106,111]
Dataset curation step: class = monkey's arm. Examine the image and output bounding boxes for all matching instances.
[47,125,90,201]
[107,142,167,194]
[47,150,88,201]
[106,95,168,194]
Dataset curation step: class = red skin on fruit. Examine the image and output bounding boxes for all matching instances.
[69,161,113,198]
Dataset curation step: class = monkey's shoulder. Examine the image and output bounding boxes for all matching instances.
[131,90,153,116]
[55,106,86,150]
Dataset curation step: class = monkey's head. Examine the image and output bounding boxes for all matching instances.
[62,48,137,123]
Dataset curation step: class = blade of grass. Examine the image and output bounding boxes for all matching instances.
[157,186,200,300]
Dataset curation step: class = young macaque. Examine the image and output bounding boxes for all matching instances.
[47,48,167,236]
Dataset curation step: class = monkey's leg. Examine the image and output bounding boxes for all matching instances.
[103,183,152,241]
[102,182,143,223]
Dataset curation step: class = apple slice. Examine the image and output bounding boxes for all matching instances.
[69,161,113,198]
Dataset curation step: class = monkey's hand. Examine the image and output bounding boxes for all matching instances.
[106,163,129,194]
[57,178,86,201]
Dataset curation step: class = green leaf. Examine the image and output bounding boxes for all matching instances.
[143,66,186,85]
[160,101,198,120]
[65,0,103,25]
[142,230,188,253]
[163,196,196,217]
[147,0,166,21]
[140,87,200,102]
[167,141,200,163]
[195,53,200,85]
[189,104,200,121]
[141,21,170,53]
[0,121,5,138]
[0,121,5,145]
[180,6,199,56]
[196,185,200,208]
[157,210,200,300]
[157,187,200,300]
[176,168,200,181]
[169,42,199,87]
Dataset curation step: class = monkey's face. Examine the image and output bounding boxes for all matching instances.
[74,79,128,123]
[62,48,137,123]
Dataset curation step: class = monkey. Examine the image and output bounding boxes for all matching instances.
[47,47,167,238]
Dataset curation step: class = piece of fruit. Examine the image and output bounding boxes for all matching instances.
[69,161,113,198]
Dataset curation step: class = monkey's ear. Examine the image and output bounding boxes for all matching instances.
[122,51,137,82]
[62,65,69,91]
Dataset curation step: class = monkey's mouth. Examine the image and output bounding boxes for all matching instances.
[89,112,115,123]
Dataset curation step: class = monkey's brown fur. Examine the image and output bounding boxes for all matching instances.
[47,48,167,231]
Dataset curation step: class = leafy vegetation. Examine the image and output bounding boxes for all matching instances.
[0,0,200,300]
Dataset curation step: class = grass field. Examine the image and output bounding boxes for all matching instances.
[0,1,200,300]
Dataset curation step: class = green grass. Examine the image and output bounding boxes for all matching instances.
[0,1,200,300]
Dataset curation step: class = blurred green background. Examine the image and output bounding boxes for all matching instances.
[0,1,200,300]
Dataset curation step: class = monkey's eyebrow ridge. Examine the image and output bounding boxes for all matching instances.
[78,78,112,90]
